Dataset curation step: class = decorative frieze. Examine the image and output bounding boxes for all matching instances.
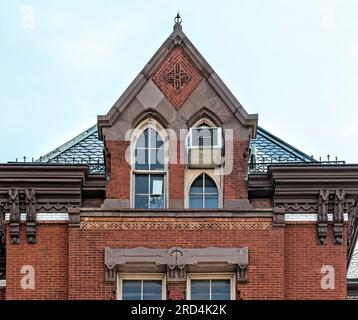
[81,218,271,231]
[105,246,249,283]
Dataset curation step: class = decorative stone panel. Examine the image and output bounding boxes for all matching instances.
[152,47,203,109]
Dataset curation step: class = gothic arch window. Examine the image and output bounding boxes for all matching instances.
[132,119,167,209]
[188,173,219,209]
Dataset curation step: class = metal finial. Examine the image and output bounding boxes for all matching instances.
[174,11,182,25]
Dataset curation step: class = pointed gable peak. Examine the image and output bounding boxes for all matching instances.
[98,15,258,139]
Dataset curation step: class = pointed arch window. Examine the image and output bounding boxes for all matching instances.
[189,173,219,209]
[133,127,166,209]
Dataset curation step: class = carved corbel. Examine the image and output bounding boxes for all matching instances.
[167,248,186,281]
[25,189,37,244]
[273,207,285,227]
[333,189,345,245]
[317,190,329,245]
[9,189,20,244]
[237,264,248,283]
[106,265,117,282]
[68,207,81,228]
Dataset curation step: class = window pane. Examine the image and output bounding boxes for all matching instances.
[211,280,231,300]
[135,175,149,194]
[205,195,219,209]
[135,148,149,170]
[136,130,148,148]
[149,195,164,209]
[190,175,204,194]
[135,194,149,209]
[149,149,164,170]
[204,175,218,194]
[189,194,203,209]
[143,281,162,300]
[191,280,210,300]
[150,175,164,195]
[122,280,141,300]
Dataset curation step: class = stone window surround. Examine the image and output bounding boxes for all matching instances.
[130,118,169,209]
[184,117,224,209]
[186,273,236,301]
[117,273,166,300]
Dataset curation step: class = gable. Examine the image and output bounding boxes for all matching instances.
[97,19,258,141]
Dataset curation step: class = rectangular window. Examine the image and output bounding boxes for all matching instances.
[134,174,165,209]
[117,274,166,300]
[186,274,235,300]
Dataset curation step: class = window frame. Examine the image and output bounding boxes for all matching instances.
[186,273,236,300]
[130,119,168,209]
[117,273,167,300]
[187,172,221,209]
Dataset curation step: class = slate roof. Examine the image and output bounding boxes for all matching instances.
[38,125,315,174]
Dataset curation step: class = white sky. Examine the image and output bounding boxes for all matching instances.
[1,0,358,163]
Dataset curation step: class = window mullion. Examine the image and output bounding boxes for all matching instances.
[209,279,212,300]
[141,280,144,300]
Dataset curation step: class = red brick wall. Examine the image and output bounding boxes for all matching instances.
[167,282,186,300]
[224,141,250,200]
[67,218,286,300]
[250,198,272,209]
[5,224,68,300]
[284,224,347,300]
[169,142,184,202]
[105,141,131,199]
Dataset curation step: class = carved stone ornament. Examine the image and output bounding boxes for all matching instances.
[9,189,20,244]
[104,246,249,283]
[333,189,345,245]
[317,189,329,245]
[25,189,37,244]
[272,207,286,227]
[68,207,81,228]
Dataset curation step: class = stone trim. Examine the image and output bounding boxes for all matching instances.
[5,213,69,222]
[105,246,249,283]
[285,213,349,222]
[0,279,5,288]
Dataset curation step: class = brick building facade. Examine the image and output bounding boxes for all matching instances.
[1,17,358,300]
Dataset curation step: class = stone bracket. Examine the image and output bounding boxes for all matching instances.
[9,189,20,244]
[25,189,36,244]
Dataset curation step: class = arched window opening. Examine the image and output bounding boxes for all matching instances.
[189,173,219,209]
[133,127,166,209]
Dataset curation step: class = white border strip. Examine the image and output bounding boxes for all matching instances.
[0,280,6,288]
[5,213,68,222]
[285,213,349,222]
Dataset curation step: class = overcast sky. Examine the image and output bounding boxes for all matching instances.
[0,0,358,163]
